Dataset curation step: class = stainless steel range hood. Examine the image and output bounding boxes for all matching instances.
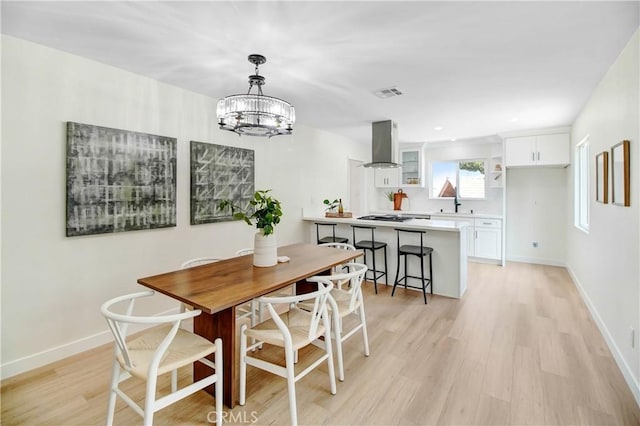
[362,120,400,168]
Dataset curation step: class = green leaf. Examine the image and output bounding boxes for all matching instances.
[217,189,282,234]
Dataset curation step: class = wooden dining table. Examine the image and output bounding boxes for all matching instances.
[136,243,361,408]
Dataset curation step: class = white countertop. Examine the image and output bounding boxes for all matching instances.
[370,210,503,220]
[303,216,469,232]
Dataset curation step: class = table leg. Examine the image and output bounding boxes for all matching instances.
[296,268,332,294]
[194,306,237,408]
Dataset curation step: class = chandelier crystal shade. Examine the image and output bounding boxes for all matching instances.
[216,54,295,137]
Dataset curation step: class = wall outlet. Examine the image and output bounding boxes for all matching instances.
[631,327,635,348]
[532,241,539,248]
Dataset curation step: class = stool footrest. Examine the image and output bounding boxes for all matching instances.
[395,275,432,290]
[365,269,387,282]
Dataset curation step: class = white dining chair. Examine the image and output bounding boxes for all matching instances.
[180,257,257,324]
[320,242,358,274]
[179,257,223,315]
[320,242,357,251]
[235,247,294,324]
[235,248,254,256]
[232,249,264,327]
[101,290,223,426]
[310,263,370,381]
[180,257,223,269]
[239,278,336,426]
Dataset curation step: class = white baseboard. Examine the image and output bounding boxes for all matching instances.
[469,257,501,265]
[566,265,640,406]
[0,307,179,380]
[506,254,566,267]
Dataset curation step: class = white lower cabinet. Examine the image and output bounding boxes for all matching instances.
[473,219,502,260]
[428,214,502,261]
[456,219,475,257]
[431,215,474,257]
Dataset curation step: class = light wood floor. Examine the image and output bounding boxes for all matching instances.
[3,262,640,425]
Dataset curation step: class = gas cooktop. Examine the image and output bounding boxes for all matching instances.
[357,215,412,222]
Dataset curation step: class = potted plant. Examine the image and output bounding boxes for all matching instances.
[323,200,340,217]
[385,191,394,210]
[218,190,282,267]
[323,198,348,217]
[323,198,339,213]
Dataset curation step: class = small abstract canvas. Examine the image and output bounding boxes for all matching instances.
[190,141,255,224]
[66,122,177,236]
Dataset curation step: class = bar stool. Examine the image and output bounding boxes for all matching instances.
[351,225,388,294]
[392,228,433,304]
[316,222,349,245]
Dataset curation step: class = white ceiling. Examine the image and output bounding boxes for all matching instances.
[2,1,638,145]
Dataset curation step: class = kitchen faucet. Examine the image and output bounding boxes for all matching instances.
[453,187,461,213]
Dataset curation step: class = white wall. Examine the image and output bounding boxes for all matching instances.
[374,141,504,215]
[505,167,567,265]
[567,30,640,401]
[0,35,369,377]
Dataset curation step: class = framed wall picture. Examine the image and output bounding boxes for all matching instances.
[190,141,255,224]
[596,151,608,203]
[66,122,177,236]
[611,140,630,206]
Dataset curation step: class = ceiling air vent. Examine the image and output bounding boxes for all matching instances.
[373,86,403,99]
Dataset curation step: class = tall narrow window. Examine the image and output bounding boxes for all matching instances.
[574,136,590,232]
[431,160,486,199]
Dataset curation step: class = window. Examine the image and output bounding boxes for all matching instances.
[431,160,486,199]
[574,136,589,232]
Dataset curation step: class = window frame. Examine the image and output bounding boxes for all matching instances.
[574,136,590,233]
[429,158,487,200]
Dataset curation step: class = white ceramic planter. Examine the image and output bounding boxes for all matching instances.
[253,232,277,267]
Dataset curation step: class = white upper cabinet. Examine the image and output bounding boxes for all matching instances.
[505,133,570,167]
[505,136,536,166]
[399,148,425,187]
[374,168,400,188]
[535,134,570,166]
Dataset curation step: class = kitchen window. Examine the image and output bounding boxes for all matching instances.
[430,160,486,199]
[574,136,590,233]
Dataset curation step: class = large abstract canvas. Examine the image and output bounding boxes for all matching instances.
[190,141,255,224]
[66,122,177,236]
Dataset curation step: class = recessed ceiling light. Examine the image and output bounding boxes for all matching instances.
[511,117,519,122]
[451,138,457,141]
[434,126,444,131]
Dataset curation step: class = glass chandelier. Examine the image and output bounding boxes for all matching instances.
[216,54,295,137]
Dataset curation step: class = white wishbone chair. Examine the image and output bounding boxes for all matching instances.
[319,242,359,274]
[101,290,223,426]
[313,263,370,381]
[239,278,336,426]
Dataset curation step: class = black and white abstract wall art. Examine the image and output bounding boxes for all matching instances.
[190,141,255,224]
[66,122,177,236]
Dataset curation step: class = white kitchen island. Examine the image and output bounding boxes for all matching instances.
[303,216,468,299]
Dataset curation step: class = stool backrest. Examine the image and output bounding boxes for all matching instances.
[315,222,338,243]
[395,228,425,247]
[351,224,376,243]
